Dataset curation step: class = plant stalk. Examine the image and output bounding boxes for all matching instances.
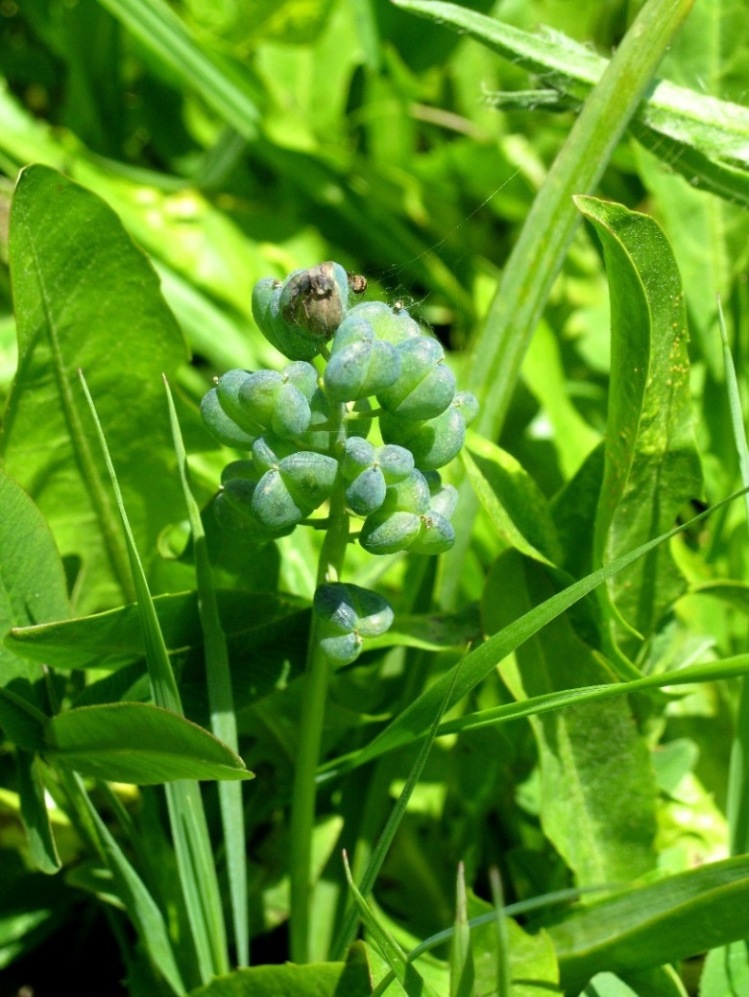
[289,406,350,963]
[439,0,695,607]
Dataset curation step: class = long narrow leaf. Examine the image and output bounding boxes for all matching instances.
[429,0,695,603]
[78,371,228,981]
[163,376,249,967]
[342,852,440,997]
[96,0,260,140]
[319,490,748,780]
[62,768,185,995]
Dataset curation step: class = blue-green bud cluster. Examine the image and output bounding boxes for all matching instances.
[202,263,477,552]
[202,263,477,663]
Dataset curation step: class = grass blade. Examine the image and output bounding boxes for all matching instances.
[342,851,440,997]
[78,370,228,980]
[60,768,186,995]
[320,489,749,779]
[425,0,696,604]
[163,375,248,967]
[97,0,260,140]
[489,869,511,997]
[450,862,474,997]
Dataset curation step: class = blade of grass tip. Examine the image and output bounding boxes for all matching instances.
[439,0,695,607]
[450,862,475,997]
[717,300,749,858]
[163,375,248,967]
[374,885,597,995]
[489,868,511,997]
[78,369,228,980]
[331,654,465,960]
[342,851,440,997]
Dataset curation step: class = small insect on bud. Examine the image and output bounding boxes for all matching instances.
[348,273,368,295]
[280,261,347,338]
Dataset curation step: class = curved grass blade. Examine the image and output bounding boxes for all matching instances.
[319,490,749,780]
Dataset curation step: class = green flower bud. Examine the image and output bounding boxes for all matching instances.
[381,403,466,471]
[347,301,422,345]
[238,369,311,440]
[346,466,387,516]
[201,388,256,449]
[453,390,479,426]
[215,369,264,437]
[359,509,422,555]
[278,451,338,510]
[342,437,377,479]
[411,512,455,555]
[377,337,456,420]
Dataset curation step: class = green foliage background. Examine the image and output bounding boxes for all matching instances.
[2,0,749,995]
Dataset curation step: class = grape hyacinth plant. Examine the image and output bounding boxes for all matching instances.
[200,261,477,958]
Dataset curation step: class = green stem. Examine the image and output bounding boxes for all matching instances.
[439,0,695,607]
[289,406,350,964]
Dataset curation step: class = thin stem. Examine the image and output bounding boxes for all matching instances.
[289,404,350,963]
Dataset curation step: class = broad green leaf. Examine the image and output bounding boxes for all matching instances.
[0,468,69,707]
[16,751,60,874]
[577,196,703,642]
[583,974,639,996]
[187,954,372,996]
[620,966,688,997]
[489,553,657,887]
[5,164,189,612]
[463,433,562,567]
[45,702,253,784]
[547,855,749,992]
